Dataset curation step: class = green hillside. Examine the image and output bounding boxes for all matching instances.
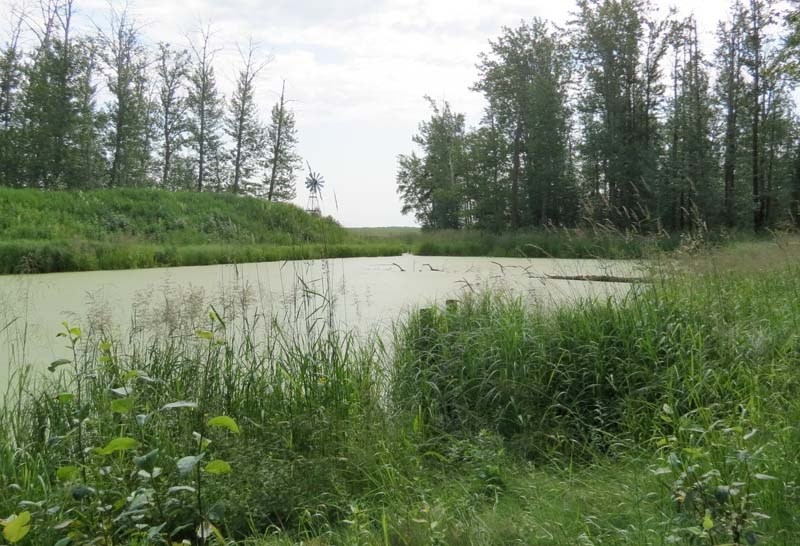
[0,188,347,245]
[0,188,404,274]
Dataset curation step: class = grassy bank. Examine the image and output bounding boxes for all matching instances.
[353,226,684,259]
[0,188,693,274]
[1,241,798,544]
[0,188,410,274]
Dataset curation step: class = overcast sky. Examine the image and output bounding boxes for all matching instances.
[1,0,756,226]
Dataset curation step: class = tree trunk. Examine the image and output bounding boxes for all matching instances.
[510,123,522,230]
[267,81,286,201]
[751,0,762,232]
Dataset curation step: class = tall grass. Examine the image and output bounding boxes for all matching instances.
[0,188,347,245]
[0,188,397,274]
[1,242,799,545]
[0,240,409,274]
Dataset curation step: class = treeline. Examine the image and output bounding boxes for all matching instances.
[0,1,301,199]
[398,0,800,233]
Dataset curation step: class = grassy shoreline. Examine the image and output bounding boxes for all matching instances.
[1,241,798,545]
[0,187,694,274]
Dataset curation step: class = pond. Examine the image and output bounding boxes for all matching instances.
[0,255,643,386]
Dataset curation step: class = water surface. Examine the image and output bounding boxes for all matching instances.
[0,255,642,385]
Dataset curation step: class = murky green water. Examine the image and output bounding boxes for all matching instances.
[0,255,642,386]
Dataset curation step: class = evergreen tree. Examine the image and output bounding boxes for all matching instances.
[264,81,301,201]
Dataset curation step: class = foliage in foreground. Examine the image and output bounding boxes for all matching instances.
[1,246,799,544]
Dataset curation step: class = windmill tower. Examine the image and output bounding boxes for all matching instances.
[305,163,325,216]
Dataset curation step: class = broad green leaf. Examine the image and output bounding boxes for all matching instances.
[196,330,214,341]
[2,511,31,543]
[111,398,134,414]
[56,466,80,482]
[48,359,71,372]
[57,393,75,404]
[207,416,240,434]
[203,459,232,475]
[161,401,198,411]
[94,437,140,456]
[54,537,71,546]
[69,327,82,338]
[133,449,159,472]
[177,454,203,476]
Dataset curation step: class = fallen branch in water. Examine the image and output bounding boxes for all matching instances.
[535,274,648,284]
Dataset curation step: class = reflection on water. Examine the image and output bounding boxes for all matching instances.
[0,255,643,385]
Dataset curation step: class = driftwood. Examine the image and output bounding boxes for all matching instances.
[537,273,647,284]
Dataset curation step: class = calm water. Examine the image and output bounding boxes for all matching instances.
[0,255,642,385]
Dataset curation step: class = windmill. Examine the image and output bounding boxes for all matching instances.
[305,162,325,216]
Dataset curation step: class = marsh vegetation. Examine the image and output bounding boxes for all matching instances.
[1,238,799,545]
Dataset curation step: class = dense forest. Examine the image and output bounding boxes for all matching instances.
[398,0,800,233]
[0,1,302,199]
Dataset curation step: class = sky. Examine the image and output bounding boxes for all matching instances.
[0,0,753,226]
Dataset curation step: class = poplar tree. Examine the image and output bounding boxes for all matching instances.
[475,19,575,228]
[99,5,151,187]
[264,81,301,201]
[573,0,668,229]
[397,97,466,230]
[716,1,747,228]
[0,9,24,186]
[225,40,265,195]
[187,24,224,192]
[155,43,190,189]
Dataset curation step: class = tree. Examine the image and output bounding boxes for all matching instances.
[573,0,668,229]
[462,111,510,231]
[225,40,265,195]
[187,23,224,192]
[662,16,717,230]
[716,1,747,228]
[397,97,466,230]
[155,42,190,189]
[476,19,575,228]
[99,5,151,188]
[264,80,301,201]
[0,7,24,186]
